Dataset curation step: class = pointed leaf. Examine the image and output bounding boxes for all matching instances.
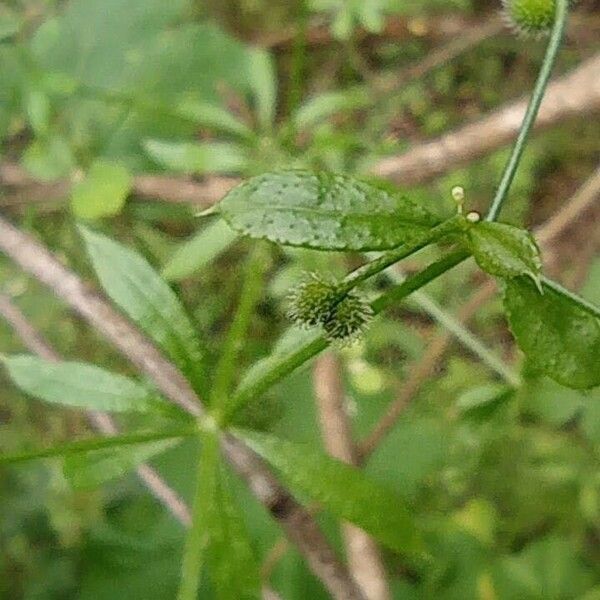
[80,227,206,393]
[235,429,424,557]
[218,170,439,251]
[144,139,248,175]
[467,222,541,286]
[247,48,276,129]
[503,277,600,389]
[71,160,132,220]
[0,429,189,466]
[293,89,370,130]
[162,220,238,282]
[174,100,253,140]
[64,438,179,489]
[3,355,170,413]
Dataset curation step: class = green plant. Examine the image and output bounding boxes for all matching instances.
[2,1,600,599]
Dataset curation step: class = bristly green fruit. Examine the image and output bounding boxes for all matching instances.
[501,0,563,37]
[322,294,374,346]
[286,273,340,328]
[286,273,373,344]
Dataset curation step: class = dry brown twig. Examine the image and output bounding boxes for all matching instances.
[313,352,391,600]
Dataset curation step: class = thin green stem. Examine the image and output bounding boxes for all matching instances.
[0,427,196,465]
[211,244,269,418]
[178,429,219,600]
[486,0,568,222]
[338,215,463,295]
[224,251,469,421]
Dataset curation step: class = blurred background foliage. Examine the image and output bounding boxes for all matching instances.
[1,0,599,598]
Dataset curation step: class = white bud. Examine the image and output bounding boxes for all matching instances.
[451,186,465,203]
[466,211,481,223]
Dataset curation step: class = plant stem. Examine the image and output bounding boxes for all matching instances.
[485,0,569,222]
[338,215,463,295]
[211,244,269,418]
[0,427,196,465]
[178,430,219,600]
[226,250,469,420]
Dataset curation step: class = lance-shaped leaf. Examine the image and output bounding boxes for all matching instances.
[64,438,179,489]
[503,277,600,389]
[80,227,206,394]
[234,429,424,558]
[179,431,260,600]
[217,170,440,251]
[162,220,238,282]
[2,355,171,414]
[0,429,190,466]
[466,222,542,287]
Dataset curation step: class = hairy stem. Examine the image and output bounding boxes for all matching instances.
[486,0,569,221]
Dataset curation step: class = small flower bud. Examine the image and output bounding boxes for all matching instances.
[466,211,481,223]
[451,186,465,203]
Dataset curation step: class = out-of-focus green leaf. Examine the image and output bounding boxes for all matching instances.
[218,170,439,251]
[493,536,594,599]
[80,227,206,394]
[162,220,238,282]
[503,277,600,389]
[2,355,168,414]
[179,431,260,600]
[520,377,586,426]
[466,222,541,287]
[25,89,51,136]
[247,48,276,129]
[144,139,248,174]
[235,428,424,557]
[64,438,179,489]
[174,100,254,140]
[456,383,511,415]
[293,89,370,130]
[71,160,132,219]
[0,6,22,40]
[21,135,74,181]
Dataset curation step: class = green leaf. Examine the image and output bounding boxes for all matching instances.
[0,429,191,466]
[144,139,248,174]
[519,377,586,426]
[174,100,253,140]
[247,48,276,129]
[3,355,170,414]
[80,227,206,394]
[234,429,424,557]
[466,222,541,287]
[218,170,439,251]
[64,438,179,489]
[503,277,600,389]
[162,220,238,282]
[0,6,22,40]
[71,160,133,220]
[21,135,74,181]
[292,89,370,130]
[25,89,51,136]
[179,431,260,600]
